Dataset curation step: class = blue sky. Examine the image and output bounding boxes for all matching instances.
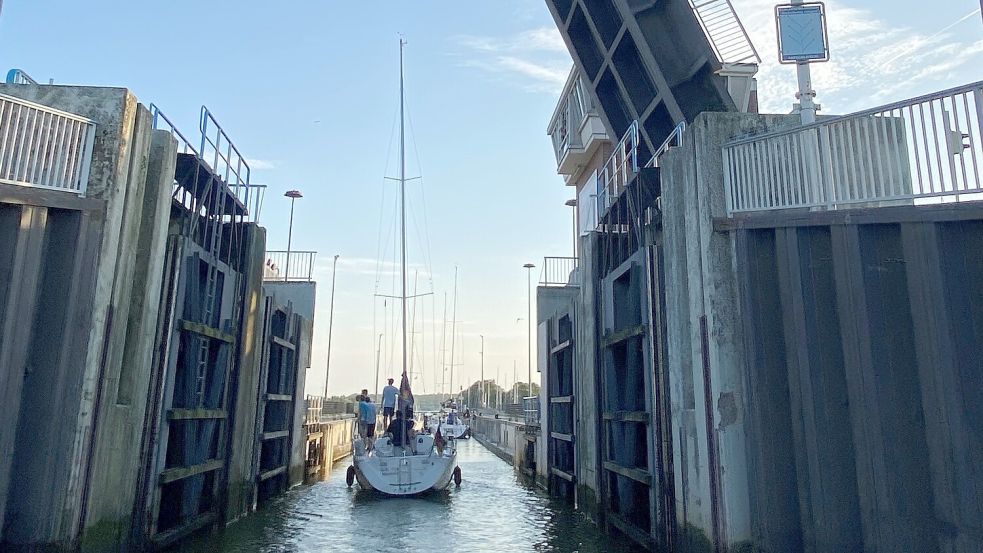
[1,1,980,398]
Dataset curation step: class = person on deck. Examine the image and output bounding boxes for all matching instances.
[382,378,398,428]
[386,410,416,452]
[358,394,378,449]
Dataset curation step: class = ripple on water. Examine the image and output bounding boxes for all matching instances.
[177,440,637,553]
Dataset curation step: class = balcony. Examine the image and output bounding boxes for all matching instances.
[264,250,316,282]
[548,68,610,179]
[541,256,579,287]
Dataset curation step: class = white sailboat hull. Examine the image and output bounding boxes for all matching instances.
[352,436,458,496]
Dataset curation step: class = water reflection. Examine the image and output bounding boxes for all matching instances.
[179,440,631,553]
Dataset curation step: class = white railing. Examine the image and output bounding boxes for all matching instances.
[597,121,640,215]
[723,81,983,215]
[0,93,96,195]
[689,0,760,65]
[542,256,579,287]
[549,71,595,163]
[265,250,316,282]
[646,122,686,168]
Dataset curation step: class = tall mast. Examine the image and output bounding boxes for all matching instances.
[449,266,458,399]
[399,39,408,380]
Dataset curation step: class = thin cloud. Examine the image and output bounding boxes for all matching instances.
[245,158,277,170]
[454,26,570,93]
[736,0,983,114]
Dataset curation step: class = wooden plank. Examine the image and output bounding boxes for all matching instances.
[306,431,323,441]
[550,395,574,404]
[603,460,652,486]
[167,408,227,421]
[262,430,290,441]
[603,410,650,423]
[159,459,224,484]
[149,511,218,548]
[601,323,646,347]
[257,465,287,482]
[265,393,292,402]
[550,467,576,482]
[607,511,655,549]
[179,319,235,343]
[271,335,295,350]
[551,432,574,442]
[550,339,573,355]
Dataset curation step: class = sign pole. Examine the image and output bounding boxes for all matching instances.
[792,0,817,124]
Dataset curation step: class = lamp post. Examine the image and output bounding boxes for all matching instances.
[323,254,340,398]
[479,334,485,408]
[565,199,578,260]
[523,263,535,400]
[283,190,303,281]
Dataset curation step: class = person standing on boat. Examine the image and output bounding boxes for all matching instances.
[358,393,377,445]
[381,378,398,428]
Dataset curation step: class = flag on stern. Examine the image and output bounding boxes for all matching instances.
[398,369,414,419]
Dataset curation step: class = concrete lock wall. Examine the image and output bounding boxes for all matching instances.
[659,111,983,552]
[0,84,182,549]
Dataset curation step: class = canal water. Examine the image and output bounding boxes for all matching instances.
[179,439,633,552]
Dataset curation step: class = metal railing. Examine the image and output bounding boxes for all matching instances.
[265,250,316,281]
[522,396,540,428]
[200,107,265,223]
[646,122,686,168]
[5,69,38,85]
[549,70,596,164]
[542,256,579,287]
[688,0,761,65]
[0,93,96,195]
[305,395,323,425]
[723,81,983,215]
[597,121,640,216]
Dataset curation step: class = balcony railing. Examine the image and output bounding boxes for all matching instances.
[0,93,96,195]
[265,250,316,281]
[542,256,579,287]
[549,71,593,160]
[689,0,760,65]
[723,81,983,215]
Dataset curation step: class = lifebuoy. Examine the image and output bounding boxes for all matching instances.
[346,465,356,487]
[453,466,462,486]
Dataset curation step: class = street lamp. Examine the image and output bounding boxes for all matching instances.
[479,334,485,408]
[284,190,303,282]
[565,199,578,260]
[323,254,340,398]
[523,262,535,400]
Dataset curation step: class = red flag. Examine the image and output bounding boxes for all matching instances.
[434,424,446,455]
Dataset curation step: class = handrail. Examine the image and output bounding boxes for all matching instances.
[688,0,761,65]
[597,121,640,216]
[5,69,38,85]
[723,81,983,214]
[0,93,96,195]
[646,122,686,168]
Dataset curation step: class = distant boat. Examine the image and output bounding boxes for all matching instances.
[346,39,460,496]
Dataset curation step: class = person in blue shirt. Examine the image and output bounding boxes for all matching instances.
[381,378,399,428]
[359,394,378,449]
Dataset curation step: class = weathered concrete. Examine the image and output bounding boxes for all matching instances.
[226,224,268,523]
[0,84,165,549]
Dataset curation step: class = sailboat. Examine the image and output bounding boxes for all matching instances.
[346,39,460,496]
